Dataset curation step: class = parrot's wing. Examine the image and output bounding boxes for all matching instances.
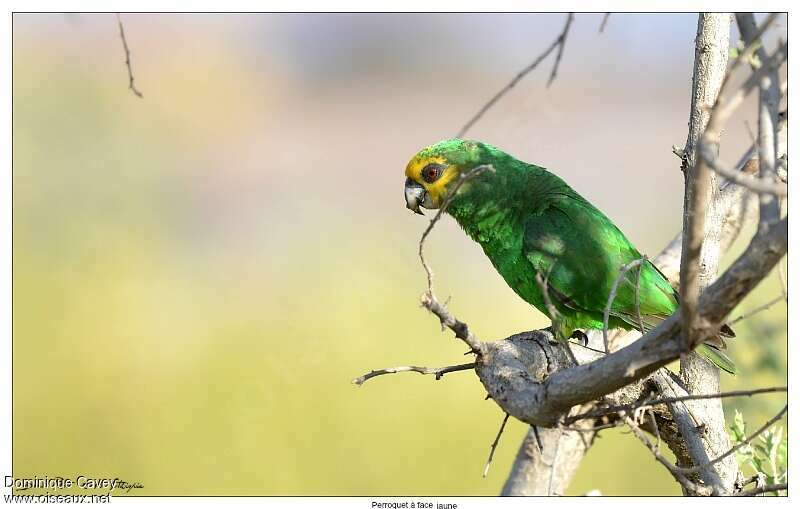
[522,197,678,330]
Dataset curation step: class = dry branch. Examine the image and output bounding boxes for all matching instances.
[457,13,573,137]
[734,483,788,497]
[115,13,143,98]
[352,362,475,386]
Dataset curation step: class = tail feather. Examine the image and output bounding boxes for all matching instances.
[697,343,737,375]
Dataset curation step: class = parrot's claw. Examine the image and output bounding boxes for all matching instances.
[570,330,589,347]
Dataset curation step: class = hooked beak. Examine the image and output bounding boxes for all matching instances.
[404,178,426,215]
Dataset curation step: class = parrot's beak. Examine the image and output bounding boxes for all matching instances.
[404,178,426,215]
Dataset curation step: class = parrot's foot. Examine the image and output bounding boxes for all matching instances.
[543,325,560,344]
[570,330,589,347]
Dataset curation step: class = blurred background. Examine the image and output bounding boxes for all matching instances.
[12,13,787,496]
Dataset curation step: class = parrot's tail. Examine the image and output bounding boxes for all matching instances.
[697,343,737,375]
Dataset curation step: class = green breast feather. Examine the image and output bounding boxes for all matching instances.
[439,140,735,374]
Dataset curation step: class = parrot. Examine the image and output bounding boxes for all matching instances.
[403,138,736,374]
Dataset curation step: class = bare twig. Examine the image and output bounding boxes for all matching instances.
[417,165,494,355]
[115,13,143,98]
[420,294,485,355]
[483,413,510,478]
[727,295,784,325]
[696,404,787,476]
[565,386,787,425]
[700,39,787,145]
[700,155,788,196]
[734,482,788,497]
[622,414,712,496]
[546,14,574,88]
[419,165,494,296]
[457,14,573,137]
[603,258,645,353]
[599,13,610,33]
[352,362,476,386]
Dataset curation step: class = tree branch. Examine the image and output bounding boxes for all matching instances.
[115,13,144,98]
[418,165,494,355]
[352,362,476,386]
[457,13,573,137]
[622,413,713,496]
[476,217,786,427]
[734,483,788,497]
[565,386,787,425]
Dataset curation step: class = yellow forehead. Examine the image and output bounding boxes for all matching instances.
[404,154,457,207]
[405,155,447,181]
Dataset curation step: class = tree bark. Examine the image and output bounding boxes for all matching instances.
[677,13,738,494]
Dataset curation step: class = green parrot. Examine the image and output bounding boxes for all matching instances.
[403,138,735,374]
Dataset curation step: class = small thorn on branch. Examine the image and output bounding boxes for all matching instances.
[483,413,510,478]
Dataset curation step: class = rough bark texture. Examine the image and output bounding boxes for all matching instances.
[501,421,595,496]
[677,13,737,494]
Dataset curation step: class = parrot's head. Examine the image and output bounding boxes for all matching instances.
[403,138,491,214]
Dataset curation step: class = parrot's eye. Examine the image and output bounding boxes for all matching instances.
[422,163,444,183]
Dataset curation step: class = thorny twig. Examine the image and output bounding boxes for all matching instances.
[418,165,494,355]
[457,13,573,137]
[483,413,510,478]
[115,13,143,98]
[352,362,476,386]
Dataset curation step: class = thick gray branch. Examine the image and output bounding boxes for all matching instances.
[476,218,786,428]
[501,420,596,496]
[677,13,737,494]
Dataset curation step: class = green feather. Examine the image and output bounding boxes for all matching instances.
[411,139,735,374]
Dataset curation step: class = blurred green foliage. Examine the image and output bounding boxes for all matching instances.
[729,409,787,495]
[13,14,786,496]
